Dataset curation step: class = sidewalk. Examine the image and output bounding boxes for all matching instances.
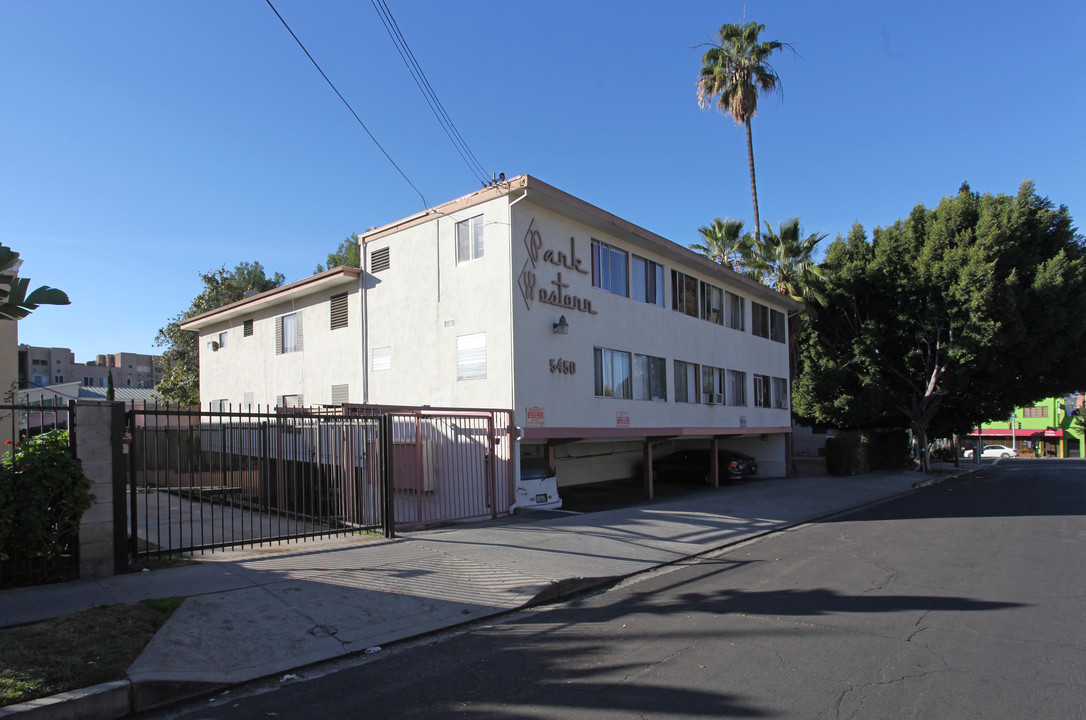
[0,467,968,718]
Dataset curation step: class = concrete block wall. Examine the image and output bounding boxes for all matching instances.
[74,401,117,578]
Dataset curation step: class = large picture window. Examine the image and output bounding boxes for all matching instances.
[631,255,664,306]
[592,240,628,296]
[674,360,700,403]
[456,215,484,264]
[633,353,667,401]
[671,270,699,318]
[594,347,632,399]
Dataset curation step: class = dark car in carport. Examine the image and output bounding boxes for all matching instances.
[651,449,756,484]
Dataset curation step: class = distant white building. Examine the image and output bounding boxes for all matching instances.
[183,175,799,484]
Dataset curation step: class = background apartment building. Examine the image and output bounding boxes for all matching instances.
[18,345,162,390]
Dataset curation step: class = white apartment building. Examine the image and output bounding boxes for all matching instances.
[183,175,799,484]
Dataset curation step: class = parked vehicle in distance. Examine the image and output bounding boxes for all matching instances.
[963,444,1019,459]
[651,448,755,484]
[515,457,562,511]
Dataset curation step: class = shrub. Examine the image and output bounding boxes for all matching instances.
[0,431,94,566]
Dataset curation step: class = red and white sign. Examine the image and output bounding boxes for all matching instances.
[526,407,545,427]
[616,411,630,428]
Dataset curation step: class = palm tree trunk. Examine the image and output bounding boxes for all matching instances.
[745,118,761,244]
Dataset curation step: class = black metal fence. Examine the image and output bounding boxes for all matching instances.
[125,403,391,558]
[0,401,79,588]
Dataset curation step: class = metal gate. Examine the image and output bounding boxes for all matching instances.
[346,405,515,529]
[125,404,389,558]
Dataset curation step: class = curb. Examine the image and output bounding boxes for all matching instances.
[0,681,130,720]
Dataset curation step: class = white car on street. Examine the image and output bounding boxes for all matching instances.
[963,444,1019,459]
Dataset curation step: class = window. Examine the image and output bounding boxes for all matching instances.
[591,240,628,296]
[631,255,664,306]
[754,375,771,408]
[331,384,349,404]
[276,313,302,354]
[372,346,391,372]
[370,246,390,272]
[210,399,229,412]
[671,270,698,318]
[726,292,745,330]
[217,331,228,349]
[727,370,747,406]
[633,353,667,401]
[594,347,632,399]
[330,292,348,330]
[772,377,789,409]
[456,215,484,264]
[674,360,700,403]
[1023,406,1048,418]
[277,394,303,408]
[243,319,254,337]
[700,282,724,325]
[457,333,487,380]
[752,302,786,342]
[701,365,725,404]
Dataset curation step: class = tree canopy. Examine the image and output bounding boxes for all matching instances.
[0,243,69,321]
[154,262,284,406]
[792,181,1086,469]
[315,234,361,273]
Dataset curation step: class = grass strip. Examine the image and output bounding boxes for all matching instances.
[0,597,182,707]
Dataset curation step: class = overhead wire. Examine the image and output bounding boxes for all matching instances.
[263,0,428,208]
[370,0,491,186]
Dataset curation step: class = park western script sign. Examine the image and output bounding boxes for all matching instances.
[518,219,598,316]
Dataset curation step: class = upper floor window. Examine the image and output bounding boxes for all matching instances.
[772,377,789,409]
[276,313,302,354]
[701,282,724,325]
[330,292,349,330]
[591,240,628,296]
[456,215,484,264]
[1023,406,1048,418]
[753,374,771,408]
[752,303,786,342]
[594,347,632,399]
[671,270,698,318]
[243,318,254,337]
[674,360,700,403]
[727,370,747,406]
[633,353,667,401]
[725,292,745,330]
[631,255,664,306]
[217,331,228,349]
[701,365,725,404]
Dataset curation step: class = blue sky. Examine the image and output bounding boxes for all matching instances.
[5,0,1084,362]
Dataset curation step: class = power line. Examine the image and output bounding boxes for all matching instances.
[264,0,428,207]
[370,0,491,186]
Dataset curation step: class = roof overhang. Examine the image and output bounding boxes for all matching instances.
[180,266,362,332]
[362,174,803,313]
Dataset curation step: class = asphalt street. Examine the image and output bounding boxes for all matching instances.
[140,459,1086,719]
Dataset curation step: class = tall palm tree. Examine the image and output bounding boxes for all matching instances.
[696,22,788,245]
[691,217,751,271]
[749,217,827,307]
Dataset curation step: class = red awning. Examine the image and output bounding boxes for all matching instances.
[967,428,1064,438]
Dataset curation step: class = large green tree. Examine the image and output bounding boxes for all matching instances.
[315,234,361,273]
[0,244,69,321]
[793,181,1086,471]
[155,262,284,406]
[696,21,788,245]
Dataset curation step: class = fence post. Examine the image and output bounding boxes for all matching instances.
[112,403,129,574]
[380,413,395,538]
[73,400,119,578]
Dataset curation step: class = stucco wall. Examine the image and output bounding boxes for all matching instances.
[198,283,363,408]
[365,194,515,409]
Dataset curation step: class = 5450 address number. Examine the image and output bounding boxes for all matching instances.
[549,358,576,375]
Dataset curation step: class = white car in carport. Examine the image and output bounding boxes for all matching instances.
[513,457,563,511]
[963,444,1019,459]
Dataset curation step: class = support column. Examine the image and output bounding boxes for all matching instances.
[74,400,119,579]
[643,439,654,499]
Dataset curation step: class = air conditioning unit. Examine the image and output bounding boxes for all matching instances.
[704,393,724,405]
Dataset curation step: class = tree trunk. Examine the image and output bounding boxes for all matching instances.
[745,118,761,244]
[912,421,930,473]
